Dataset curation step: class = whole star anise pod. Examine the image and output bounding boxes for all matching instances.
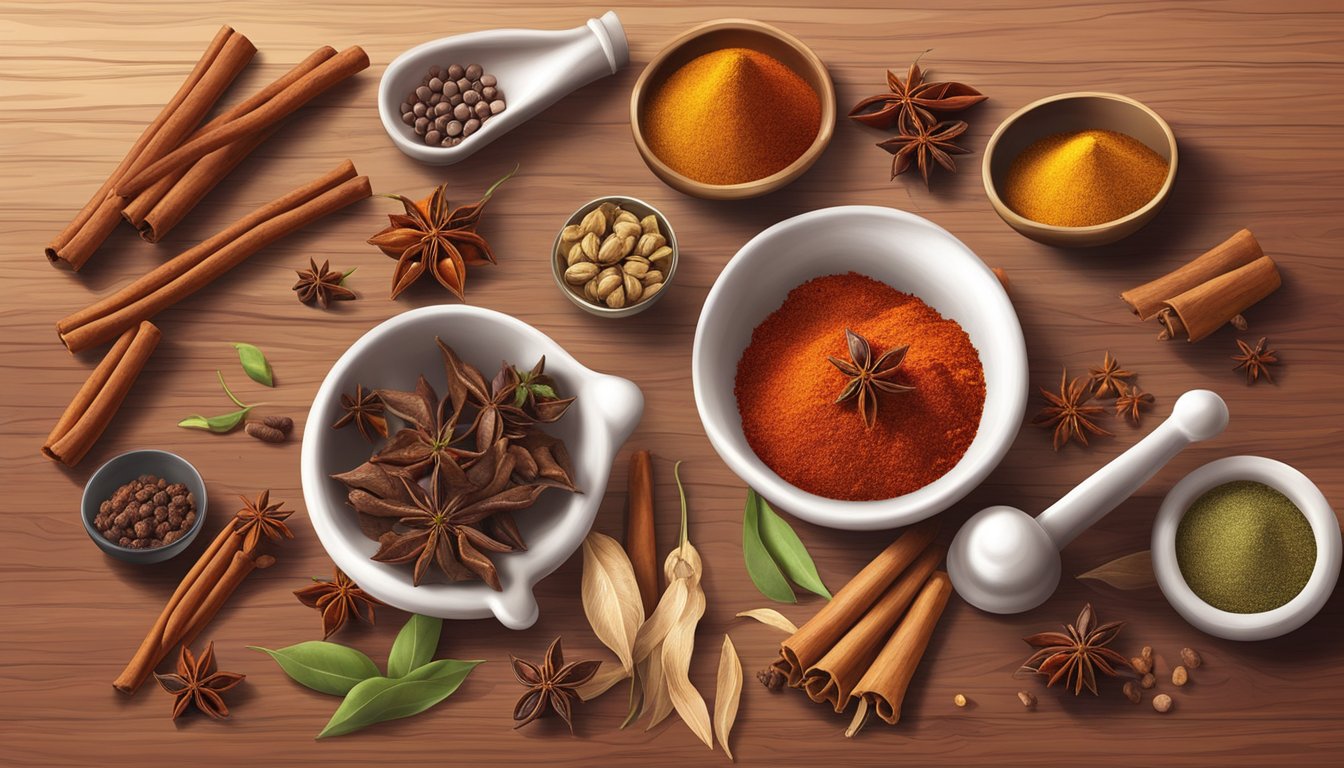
[1018,603,1133,696]
[438,338,536,451]
[511,355,575,423]
[332,384,389,442]
[877,119,971,186]
[154,641,245,720]
[1232,337,1278,385]
[1088,351,1135,398]
[294,567,386,639]
[292,258,356,308]
[1114,385,1154,425]
[366,167,515,300]
[511,637,600,733]
[827,328,915,430]
[232,490,294,552]
[373,375,475,479]
[848,59,987,131]
[1031,370,1112,450]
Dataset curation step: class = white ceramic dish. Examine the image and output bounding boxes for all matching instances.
[377,12,629,165]
[301,305,643,629]
[692,206,1028,531]
[1152,456,1341,641]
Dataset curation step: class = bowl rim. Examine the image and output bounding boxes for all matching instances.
[80,448,208,559]
[549,195,679,317]
[1151,455,1342,640]
[629,18,836,197]
[691,205,1027,530]
[981,91,1179,233]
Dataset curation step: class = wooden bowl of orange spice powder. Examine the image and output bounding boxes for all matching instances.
[631,19,835,200]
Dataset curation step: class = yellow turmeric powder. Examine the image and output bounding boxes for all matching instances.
[1004,129,1168,227]
[644,47,820,185]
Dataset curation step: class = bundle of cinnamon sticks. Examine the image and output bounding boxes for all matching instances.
[769,520,952,736]
[1121,229,1281,342]
[45,25,369,270]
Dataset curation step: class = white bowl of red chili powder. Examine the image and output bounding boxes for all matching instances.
[693,206,1027,530]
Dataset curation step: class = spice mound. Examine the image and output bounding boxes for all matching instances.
[643,47,820,185]
[94,474,197,549]
[734,273,985,501]
[1003,129,1168,227]
[1176,480,1316,613]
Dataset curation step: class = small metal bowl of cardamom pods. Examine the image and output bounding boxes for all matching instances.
[552,195,677,318]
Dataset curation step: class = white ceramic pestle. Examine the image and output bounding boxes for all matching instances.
[947,389,1229,614]
[377,11,629,164]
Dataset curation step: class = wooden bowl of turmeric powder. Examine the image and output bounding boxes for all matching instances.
[982,92,1178,247]
[630,19,835,200]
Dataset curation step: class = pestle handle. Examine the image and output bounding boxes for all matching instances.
[1036,390,1228,549]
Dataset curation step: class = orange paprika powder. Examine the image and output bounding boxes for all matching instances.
[734,273,986,501]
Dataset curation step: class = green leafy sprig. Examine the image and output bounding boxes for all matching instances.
[742,489,831,603]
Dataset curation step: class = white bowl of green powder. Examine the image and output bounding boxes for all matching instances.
[1152,456,1341,641]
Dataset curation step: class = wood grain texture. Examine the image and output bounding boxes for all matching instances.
[2,1,1342,765]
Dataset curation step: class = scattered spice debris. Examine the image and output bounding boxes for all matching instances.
[1018,603,1133,696]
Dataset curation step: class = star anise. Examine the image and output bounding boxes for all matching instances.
[1031,370,1112,450]
[877,119,971,186]
[1232,337,1278,385]
[827,328,914,430]
[153,641,245,720]
[1018,603,1133,696]
[294,567,386,639]
[511,637,600,733]
[373,375,474,479]
[438,338,535,451]
[848,59,986,131]
[512,355,575,423]
[292,258,356,308]
[232,490,294,552]
[366,168,515,300]
[332,384,389,442]
[1114,385,1154,426]
[1088,351,1135,398]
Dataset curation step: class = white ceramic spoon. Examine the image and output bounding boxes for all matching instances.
[377,12,629,164]
[947,390,1229,614]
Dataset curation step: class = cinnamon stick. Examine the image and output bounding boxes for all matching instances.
[801,545,942,712]
[845,571,952,735]
[626,450,659,616]
[123,46,339,242]
[777,519,937,686]
[176,550,269,649]
[114,46,370,198]
[58,162,371,352]
[42,321,160,467]
[1120,229,1263,320]
[45,26,253,271]
[1158,255,1281,342]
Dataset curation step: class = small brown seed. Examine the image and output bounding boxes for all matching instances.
[1122,680,1142,704]
[1017,691,1036,708]
[1171,665,1188,686]
[1180,647,1202,669]
[953,694,967,708]
[262,415,293,434]
[1131,656,1153,675]
[1140,672,1156,689]
[1152,693,1173,713]
[245,420,286,443]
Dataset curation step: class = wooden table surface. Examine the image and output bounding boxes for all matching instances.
[2,1,1342,765]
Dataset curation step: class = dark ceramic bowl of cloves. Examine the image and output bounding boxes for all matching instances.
[80,449,207,564]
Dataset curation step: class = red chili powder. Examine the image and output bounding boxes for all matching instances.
[734,272,986,501]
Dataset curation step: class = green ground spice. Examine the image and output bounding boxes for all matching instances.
[1175,480,1316,613]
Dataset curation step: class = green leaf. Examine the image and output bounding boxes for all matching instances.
[217,370,249,408]
[232,342,274,387]
[386,613,441,678]
[248,642,380,696]
[757,494,831,600]
[743,489,795,603]
[178,407,251,433]
[316,659,483,739]
[340,267,357,285]
[513,384,528,408]
[529,383,557,400]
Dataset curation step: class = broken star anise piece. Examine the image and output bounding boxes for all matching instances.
[438,338,535,451]
[292,258,356,309]
[232,490,294,552]
[512,355,575,423]
[366,167,515,300]
[332,384,389,443]
[848,59,987,131]
[1088,351,1135,398]
[877,119,971,187]
[1114,385,1154,426]
[828,328,915,430]
[1031,370,1112,450]
[154,641,245,720]
[1232,337,1278,385]
[1018,603,1134,696]
[511,637,600,733]
[294,567,386,639]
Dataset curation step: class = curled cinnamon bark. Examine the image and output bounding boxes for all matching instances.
[626,450,659,616]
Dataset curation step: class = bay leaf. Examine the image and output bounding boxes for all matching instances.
[714,635,743,761]
[386,613,442,678]
[756,493,831,599]
[233,342,274,387]
[178,407,251,433]
[743,490,796,603]
[315,658,482,739]
[1076,550,1156,590]
[579,532,644,677]
[734,608,799,634]
[248,641,379,696]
